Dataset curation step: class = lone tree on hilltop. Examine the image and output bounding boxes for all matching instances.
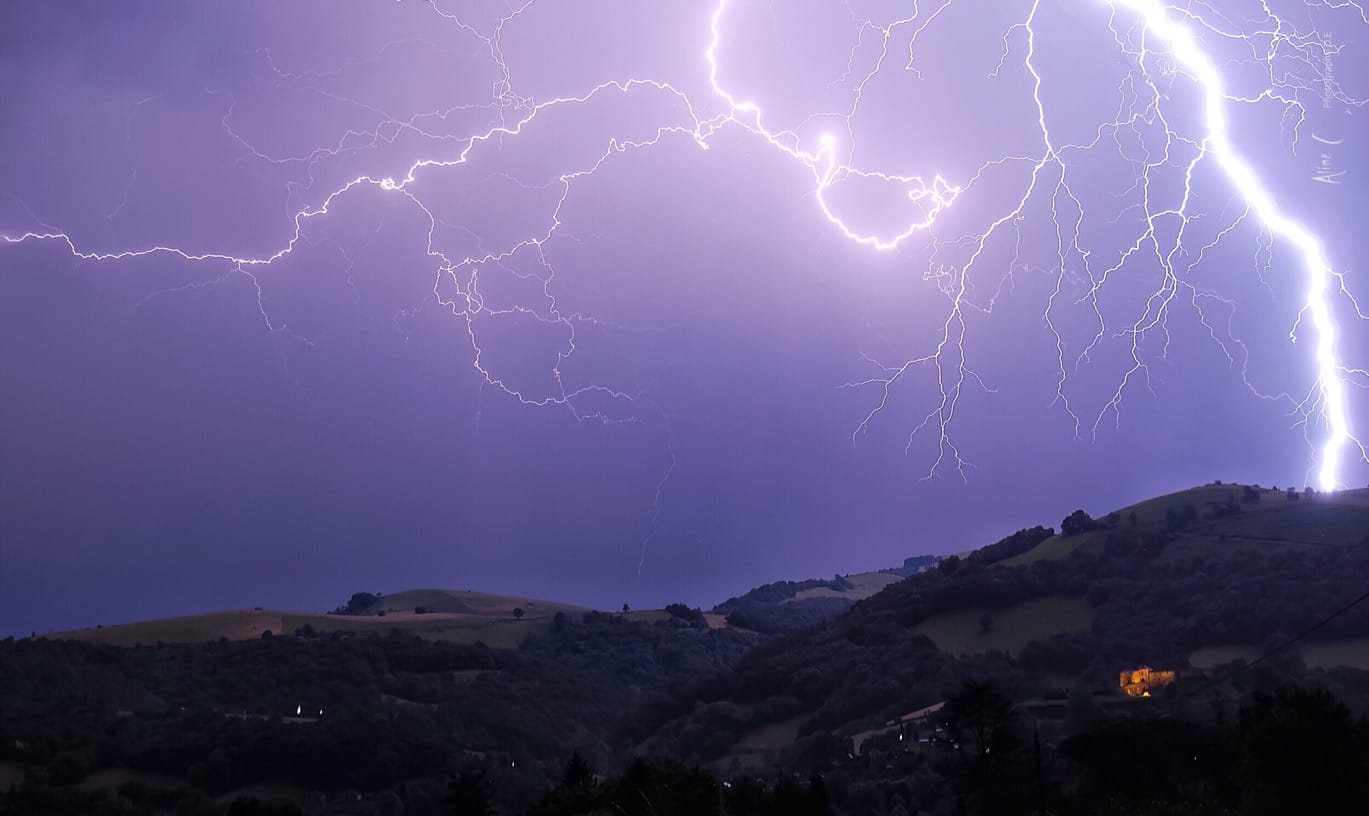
[513,607,525,620]
[330,592,380,616]
[1061,509,1098,536]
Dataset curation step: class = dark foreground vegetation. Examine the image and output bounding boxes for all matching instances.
[5,485,1369,814]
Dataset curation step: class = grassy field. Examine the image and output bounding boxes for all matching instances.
[998,485,1369,566]
[1188,638,1369,671]
[1002,531,1104,567]
[53,610,289,646]
[621,609,674,624]
[1205,502,1369,546]
[1303,638,1369,671]
[912,596,1092,657]
[735,714,806,753]
[1121,485,1369,541]
[51,588,592,649]
[55,609,545,650]
[1121,485,1260,521]
[354,588,588,618]
[718,714,808,771]
[787,571,901,603]
[1187,644,1261,671]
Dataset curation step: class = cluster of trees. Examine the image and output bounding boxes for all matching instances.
[712,578,857,634]
[642,490,1369,802]
[526,754,832,816]
[8,488,1369,814]
[720,597,855,635]
[1060,510,1103,537]
[1059,685,1369,815]
[521,610,754,695]
[9,679,1365,815]
[966,526,1056,566]
[664,604,707,627]
[328,592,383,616]
[0,632,628,813]
[884,555,940,578]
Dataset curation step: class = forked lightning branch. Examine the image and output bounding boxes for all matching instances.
[3,0,1366,490]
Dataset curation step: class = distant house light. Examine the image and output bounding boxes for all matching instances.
[1120,666,1176,697]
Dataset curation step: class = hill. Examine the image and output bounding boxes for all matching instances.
[640,484,1369,778]
[8,482,1369,816]
[3,600,757,814]
[51,590,591,650]
[710,570,908,634]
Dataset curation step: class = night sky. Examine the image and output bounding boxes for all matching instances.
[3,0,1367,637]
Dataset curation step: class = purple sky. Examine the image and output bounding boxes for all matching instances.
[2,0,1367,636]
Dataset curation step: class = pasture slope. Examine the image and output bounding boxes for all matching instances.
[52,589,590,649]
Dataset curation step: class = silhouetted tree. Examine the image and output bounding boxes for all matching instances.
[1060,509,1098,536]
[560,750,594,791]
[945,680,1015,759]
[767,775,834,815]
[1060,717,1235,812]
[444,771,492,816]
[665,603,706,626]
[944,680,1022,816]
[513,607,525,620]
[1238,687,1369,815]
[610,758,719,815]
[331,592,379,615]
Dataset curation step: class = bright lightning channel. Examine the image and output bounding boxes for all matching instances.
[1116,0,1357,490]
[0,0,1364,497]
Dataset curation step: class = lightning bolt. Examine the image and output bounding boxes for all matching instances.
[2,0,1366,579]
[1111,0,1362,489]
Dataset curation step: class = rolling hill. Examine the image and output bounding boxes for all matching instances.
[709,570,912,634]
[639,483,1369,772]
[8,482,1369,816]
[51,589,591,650]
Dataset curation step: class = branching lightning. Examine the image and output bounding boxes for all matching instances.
[1113,0,1364,489]
[3,0,1367,574]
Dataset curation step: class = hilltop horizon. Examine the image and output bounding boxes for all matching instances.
[7,471,1369,814]
[23,479,1367,641]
